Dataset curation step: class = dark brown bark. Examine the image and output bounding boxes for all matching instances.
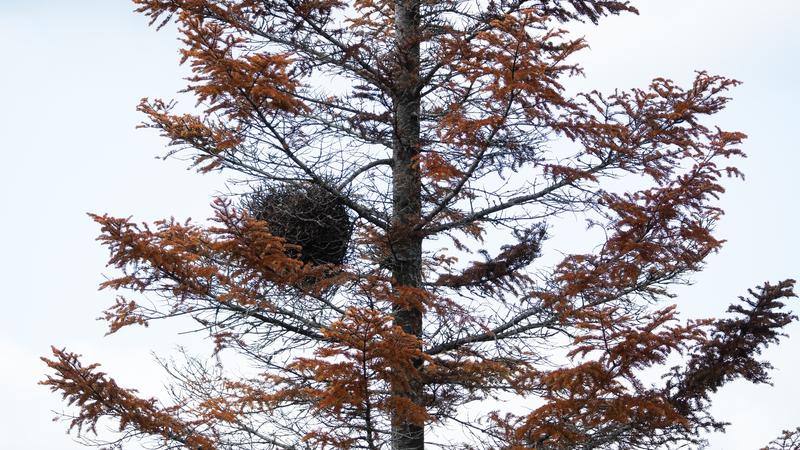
[390,0,424,448]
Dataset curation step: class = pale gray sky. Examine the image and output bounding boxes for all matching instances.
[0,1,797,449]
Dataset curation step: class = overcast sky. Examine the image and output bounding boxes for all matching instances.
[1,1,798,449]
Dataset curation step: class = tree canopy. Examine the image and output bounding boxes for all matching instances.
[43,1,797,449]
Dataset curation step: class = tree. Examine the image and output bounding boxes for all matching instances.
[42,1,797,449]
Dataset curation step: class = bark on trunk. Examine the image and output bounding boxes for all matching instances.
[391,0,423,448]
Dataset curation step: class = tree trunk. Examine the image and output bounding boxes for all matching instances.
[391,0,423,448]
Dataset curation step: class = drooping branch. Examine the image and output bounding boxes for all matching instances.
[41,348,219,450]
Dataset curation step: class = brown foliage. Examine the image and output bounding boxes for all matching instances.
[762,427,800,450]
[666,281,798,430]
[42,1,797,449]
[41,348,217,450]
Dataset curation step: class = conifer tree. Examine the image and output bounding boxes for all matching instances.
[43,1,797,449]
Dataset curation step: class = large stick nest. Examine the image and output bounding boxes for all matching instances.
[245,183,353,266]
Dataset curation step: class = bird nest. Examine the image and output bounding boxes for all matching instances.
[245,183,353,266]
